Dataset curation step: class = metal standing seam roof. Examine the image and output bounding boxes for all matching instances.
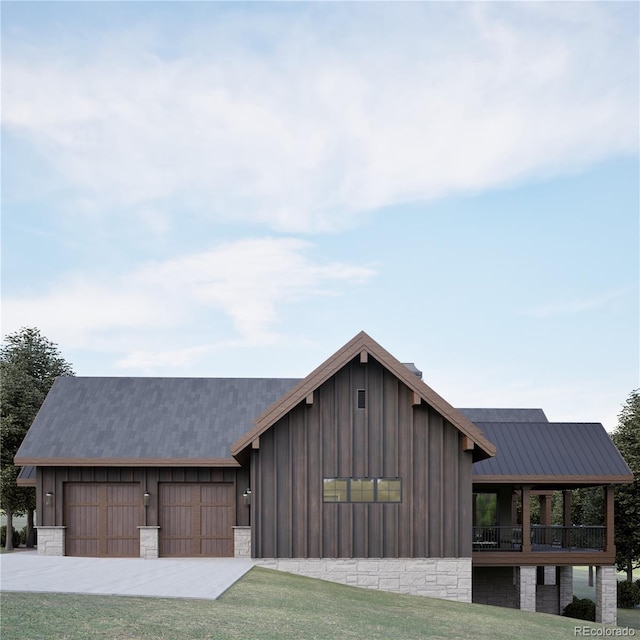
[15,376,301,463]
[472,422,633,480]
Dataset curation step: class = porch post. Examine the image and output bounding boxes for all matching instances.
[522,485,532,553]
[562,490,572,548]
[539,492,552,546]
[595,565,617,625]
[604,485,615,553]
[539,492,556,584]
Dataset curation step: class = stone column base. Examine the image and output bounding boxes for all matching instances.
[558,566,573,612]
[138,526,160,559]
[36,526,65,556]
[518,566,537,612]
[233,526,251,558]
[596,565,617,625]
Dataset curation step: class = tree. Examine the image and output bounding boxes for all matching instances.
[0,327,74,550]
[611,389,640,582]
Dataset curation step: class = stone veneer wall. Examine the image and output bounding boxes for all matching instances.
[36,526,65,556]
[255,558,472,602]
[472,567,518,609]
[233,527,251,558]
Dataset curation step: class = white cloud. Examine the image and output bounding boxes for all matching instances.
[523,288,632,319]
[2,3,637,233]
[2,237,375,367]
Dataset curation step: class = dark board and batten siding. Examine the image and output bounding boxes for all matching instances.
[252,357,474,559]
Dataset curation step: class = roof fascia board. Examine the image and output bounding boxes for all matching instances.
[472,474,634,484]
[14,457,241,467]
[231,331,496,458]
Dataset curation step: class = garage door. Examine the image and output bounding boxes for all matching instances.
[159,483,234,557]
[64,483,140,557]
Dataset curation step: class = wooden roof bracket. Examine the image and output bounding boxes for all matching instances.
[462,436,475,452]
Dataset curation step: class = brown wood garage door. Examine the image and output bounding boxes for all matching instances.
[159,483,234,557]
[64,483,140,557]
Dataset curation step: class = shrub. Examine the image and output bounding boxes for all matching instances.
[563,596,596,621]
[0,525,21,548]
[617,580,640,608]
[19,526,37,546]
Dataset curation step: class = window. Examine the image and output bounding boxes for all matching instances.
[350,478,375,502]
[322,477,402,503]
[323,478,348,502]
[376,478,402,502]
[357,389,366,409]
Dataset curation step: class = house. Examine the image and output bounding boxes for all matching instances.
[15,331,633,624]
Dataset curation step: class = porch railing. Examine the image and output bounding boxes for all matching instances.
[472,525,605,552]
[472,526,522,550]
[530,525,605,551]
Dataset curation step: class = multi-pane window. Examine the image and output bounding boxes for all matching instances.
[376,478,402,502]
[350,478,375,502]
[323,478,348,502]
[322,477,402,503]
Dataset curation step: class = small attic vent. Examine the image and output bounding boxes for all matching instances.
[357,389,366,409]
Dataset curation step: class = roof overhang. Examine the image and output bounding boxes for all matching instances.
[16,466,36,486]
[473,474,634,486]
[14,457,241,468]
[232,331,497,461]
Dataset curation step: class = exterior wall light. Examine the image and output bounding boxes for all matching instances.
[242,489,252,506]
[45,491,54,506]
[143,491,151,507]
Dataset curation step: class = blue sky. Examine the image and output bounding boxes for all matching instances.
[2,2,638,431]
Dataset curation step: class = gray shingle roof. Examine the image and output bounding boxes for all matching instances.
[15,376,300,462]
[472,422,632,480]
[459,408,548,423]
[16,377,633,485]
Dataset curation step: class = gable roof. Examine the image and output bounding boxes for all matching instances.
[231,331,496,461]
[15,376,300,466]
[472,422,633,485]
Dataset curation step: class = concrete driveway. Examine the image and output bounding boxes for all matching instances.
[0,551,254,600]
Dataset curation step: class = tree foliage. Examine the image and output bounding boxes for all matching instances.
[0,327,74,549]
[611,389,640,581]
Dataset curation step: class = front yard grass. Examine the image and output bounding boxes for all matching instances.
[0,567,630,640]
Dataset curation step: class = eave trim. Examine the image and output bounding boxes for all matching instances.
[472,474,634,484]
[14,457,241,468]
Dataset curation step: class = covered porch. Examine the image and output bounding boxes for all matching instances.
[471,484,616,566]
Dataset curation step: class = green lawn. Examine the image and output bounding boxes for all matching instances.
[0,567,631,640]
